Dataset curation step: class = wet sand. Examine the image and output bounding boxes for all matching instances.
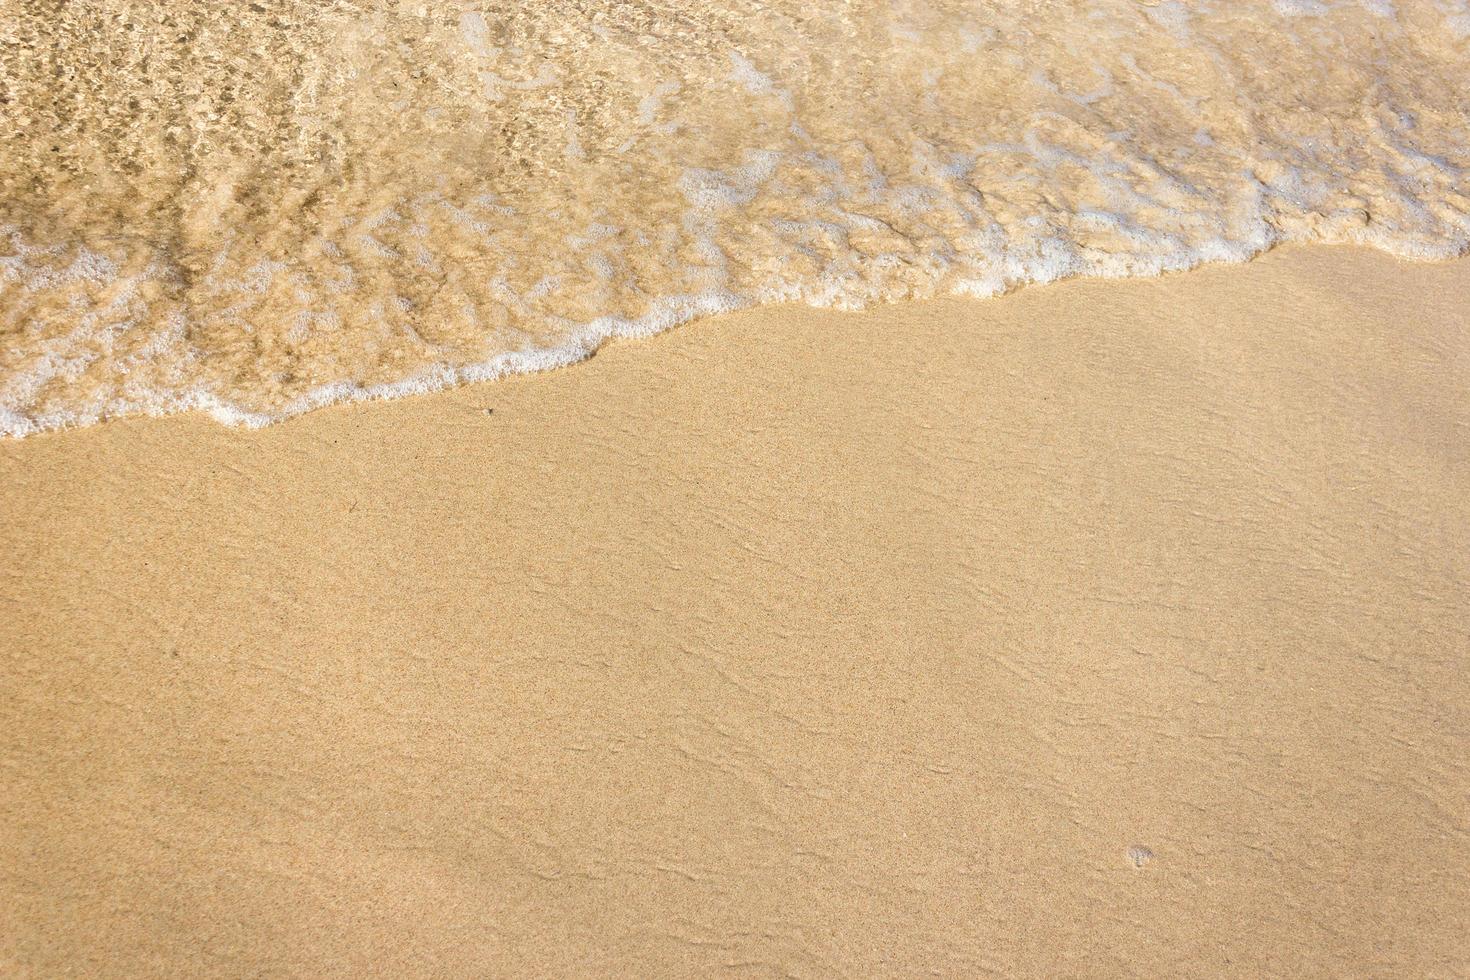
[7,0,1470,435]
[3,246,1468,976]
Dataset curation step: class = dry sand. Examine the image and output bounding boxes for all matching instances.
[3,246,1468,976]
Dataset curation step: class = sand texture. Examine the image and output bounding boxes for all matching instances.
[5,0,1470,434]
[3,247,1469,976]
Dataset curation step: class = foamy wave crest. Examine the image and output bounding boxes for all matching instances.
[3,0,1468,436]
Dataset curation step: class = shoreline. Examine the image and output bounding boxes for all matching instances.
[4,245,1468,975]
[5,239,1469,441]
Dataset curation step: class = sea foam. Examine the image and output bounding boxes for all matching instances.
[2,0,1468,436]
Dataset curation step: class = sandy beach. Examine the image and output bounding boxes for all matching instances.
[3,246,1467,976]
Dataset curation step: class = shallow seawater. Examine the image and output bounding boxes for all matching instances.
[2,0,1467,435]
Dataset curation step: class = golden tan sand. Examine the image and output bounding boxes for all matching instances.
[2,246,1468,975]
[5,1,1469,434]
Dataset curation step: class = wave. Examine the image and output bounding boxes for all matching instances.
[3,0,1468,436]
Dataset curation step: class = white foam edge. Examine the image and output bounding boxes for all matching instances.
[2,220,1465,439]
[0,290,743,438]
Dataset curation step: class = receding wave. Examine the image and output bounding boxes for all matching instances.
[2,0,1468,435]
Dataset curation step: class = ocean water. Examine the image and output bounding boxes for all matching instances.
[2,0,1467,436]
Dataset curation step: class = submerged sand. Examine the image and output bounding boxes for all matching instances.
[3,246,1469,975]
[5,0,1469,434]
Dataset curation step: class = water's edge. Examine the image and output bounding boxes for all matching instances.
[5,0,1468,436]
[0,238,1457,440]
